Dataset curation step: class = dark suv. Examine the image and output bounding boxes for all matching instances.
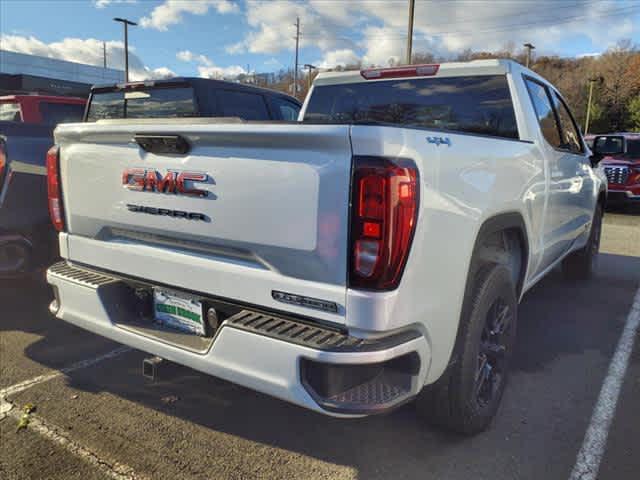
[85,77,301,122]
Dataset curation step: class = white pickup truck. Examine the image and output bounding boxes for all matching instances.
[47,59,605,434]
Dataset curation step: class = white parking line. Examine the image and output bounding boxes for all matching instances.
[0,346,131,398]
[569,286,640,480]
[6,407,147,480]
[0,345,140,478]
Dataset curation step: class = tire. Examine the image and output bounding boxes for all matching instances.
[416,264,518,435]
[562,204,603,280]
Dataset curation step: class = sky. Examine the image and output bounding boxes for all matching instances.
[1,0,639,80]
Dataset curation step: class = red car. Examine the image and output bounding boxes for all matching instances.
[593,133,640,205]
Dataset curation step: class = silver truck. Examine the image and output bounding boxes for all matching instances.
[47,60,605,434]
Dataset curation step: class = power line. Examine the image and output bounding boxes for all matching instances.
[299,5,639,40]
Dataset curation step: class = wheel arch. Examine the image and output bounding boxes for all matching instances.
[446,212,529,371]
[470,212,530,298]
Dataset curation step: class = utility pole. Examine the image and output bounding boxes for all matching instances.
[304,64,316,92]
[113,17,137,82]
[293,16,300,97]
[584,76,600,135]
[103,41,107,69]
[523,42,535,68]
[406,0,415,64]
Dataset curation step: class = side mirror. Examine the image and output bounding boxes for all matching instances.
[589,153,603,168]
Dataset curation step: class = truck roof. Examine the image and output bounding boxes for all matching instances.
[313,58,530,86]
[90,77,301,106]
[0,94,86,104]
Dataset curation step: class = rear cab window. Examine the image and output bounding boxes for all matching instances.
[270,96,301,121]
[0,102,22,122]
[216,90,270,120]
[303,75,519,139]
[87,86,197,121]
[39,102,85,125]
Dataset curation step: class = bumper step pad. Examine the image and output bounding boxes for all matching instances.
[226,310,363,351]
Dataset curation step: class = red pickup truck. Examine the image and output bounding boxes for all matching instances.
[0,94,86,277]
[594,133,640,206]
[0,95,86,124]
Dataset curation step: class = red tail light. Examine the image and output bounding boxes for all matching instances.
[46,145,65,232]
[349,156,419,290]
[360,64,439,80]
[0,140,6,182]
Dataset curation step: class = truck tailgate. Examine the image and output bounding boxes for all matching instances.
[55,122,352,323]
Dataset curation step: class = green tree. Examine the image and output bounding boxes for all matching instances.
[628,95,640,132]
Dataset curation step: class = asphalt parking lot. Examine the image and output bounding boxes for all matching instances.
[1,208,639,480]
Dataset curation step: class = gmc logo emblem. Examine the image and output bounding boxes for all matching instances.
[122,169,208,197]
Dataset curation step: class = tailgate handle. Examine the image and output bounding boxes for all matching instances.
[134,134,190,155]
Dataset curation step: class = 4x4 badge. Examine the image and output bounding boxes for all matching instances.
[427,136,451,146]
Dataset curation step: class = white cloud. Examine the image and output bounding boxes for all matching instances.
[93,0,137,8]
[263,57,283,69]
[140,0,239,31]
[227,0,356,55]
[198,64,246,79]
[225,41,245,55]
[0,34,173,81]
[176,50,194,62]
[145,66,176,79]
[315,49,360,69]
[577,52,602,58]
[223,0,638,68]
[175,49,245,79]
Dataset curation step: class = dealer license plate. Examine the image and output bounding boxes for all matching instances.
[153,288,205,336]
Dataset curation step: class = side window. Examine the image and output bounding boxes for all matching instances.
[271,97,300,121]
[551,92,583,153]
[216,90,270,120]
[524,78,561,147]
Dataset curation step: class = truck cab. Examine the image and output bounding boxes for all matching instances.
[85,77,301,122]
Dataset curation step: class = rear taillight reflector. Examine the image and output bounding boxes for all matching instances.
[349,156,419,290]
[360,64,439,80]
[46,145,65,232]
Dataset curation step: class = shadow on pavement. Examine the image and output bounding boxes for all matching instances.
[9,252,640,479]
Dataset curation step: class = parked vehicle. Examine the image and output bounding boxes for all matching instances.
[46,59,605,434]
[85,77,301,122]
[0,94,86,277]
[0,95,86,124]
[592,133,640,205]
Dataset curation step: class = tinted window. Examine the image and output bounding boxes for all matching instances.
[594,136,624,155]
[626,139,640,157]
[39,102,85,125]
[551,93,582,153]
[271,97,300,121]
[303,75,518,139]
[87,87,196,121]
[217,90,270,120]
[524,78,561,147]
[0,103,21,122]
